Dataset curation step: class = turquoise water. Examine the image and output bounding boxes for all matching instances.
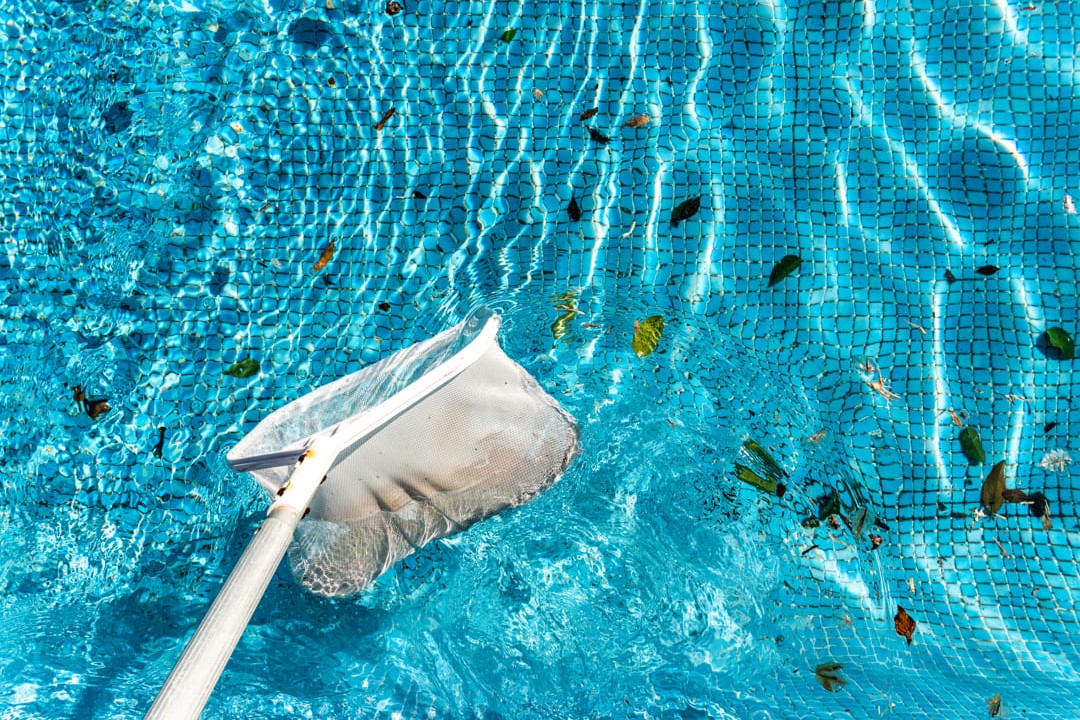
[1,0,1078,717]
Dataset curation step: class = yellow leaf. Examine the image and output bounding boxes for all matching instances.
[313,240,335,272]
[632,315,664,358]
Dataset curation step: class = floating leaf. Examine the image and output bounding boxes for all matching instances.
[814,662,846,692]
[945,269,957,283]
[768,255,802,286]
[588,126,610,144]
[153,426,166,458]
[981,461,1006,514]
[313,240,335,272]
[987,693,1002,718]
[568,197,582,222]
[736,463,777,494]
[1028,492,1052,530]
[959,426,985,464]
[853,506,875,539]
[86,398,110,419]
[742,439,788,479]
[623,114,650,128]
[224,357,261,379]
[670,196,701,226]
[374,107,396,131]
[1044,421,1058,433]
[411,189,426,199]
[499,28,517,43]
[1046,326,1075,359]
[1002,488,1029,503]
[385,0,403,15]
[580,108,598,122]
[818,490,841,520]
[894,606,916,644]
[632,315,664,358]
[976,265,999,276]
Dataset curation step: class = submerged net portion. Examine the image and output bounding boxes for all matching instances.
[231,310,580,596]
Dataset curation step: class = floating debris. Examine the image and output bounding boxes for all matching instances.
[153,426,166,458]
[987,693,1002,717]
[814,662,846,692]
[735,463,778,494]
[550,291,580,342]
[224,358,261,379]
[1028,492,1052,530]
[853,506,875,539]
[818,490,841,521]
[567,196,582,222]
[588,126,610,144]
[499,28,517,43]
[743,439,788,479]
[1043,421,1058,433]
[632,315,664,358]
[411,189,426,199]
[377,301,391,311]
[374,108,396,131]
[959,427,985,464]
[1002,488,1029,503]
[670,196,701,226]
[981,461,1006,515]
[768,255,802,286]
[623,114,650,128]
[580,108,598,122]
[976,265,999,276]
[1065,194,1077,214]
[385,0,402,15]
[870,534,884,549]
[1040,449,1072,473]
[945,269,957,283]
[532,88,543,99]
[865,369,900,402]
[894,606,916,644]
[1045,326,1075,359]
[86,398,111,419]
[313,240,335,272]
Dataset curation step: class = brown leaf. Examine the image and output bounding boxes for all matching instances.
[374,108,396,131]
[73,385,87,407]
[385,0,402,15]
[894,606,916,644]
[1002,488,1029,503]
[623,114,650,128]
[580,108,598,122]
[814,662,846,692]
[313,240,335,272]
[86,398,110,419]
[987,693,1002,717]
[981,461,1006,514]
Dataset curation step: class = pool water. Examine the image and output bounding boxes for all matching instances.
[1,0,1078,717]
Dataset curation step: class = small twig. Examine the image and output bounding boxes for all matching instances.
[903,318,927,335]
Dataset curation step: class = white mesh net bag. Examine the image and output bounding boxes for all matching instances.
[226,308,580,596]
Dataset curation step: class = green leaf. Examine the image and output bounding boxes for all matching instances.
[1047,327,1075,359]
[959,427,986,464]
[670,196,701,226]
[499,28,517,43]
[981,461,1006,514]
[632,315,664,358]
[742,439,788,479]
[768,255,802,286]
[224,357,260,378]
[736,463,777,494]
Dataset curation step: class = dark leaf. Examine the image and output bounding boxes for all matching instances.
[73,385,87,407]
[853,506,875,539]
[976,265,999,276]
[632,315,664,358]
[814,662,846,692]
[385,0,403,15]
[153,426,166,458]
[945,269,957,283]
[894,606,916,644]
[670,196,701,226]
[374,108,396,131]
[588,126,610,144]
[870,534,884,549]
[580,108,598,122]
[411,189,426,199]
[499,28,517,43]
[1002,488,1029,503]
[769,255,802,287]
[1046,326,1075,359]
[86,398,110,419]
[224,357,261,379]
[981,461,1006,514]
[818,490,841,520]
[801,517,821,529]
[377,301,391,311]
[987,693,1002,718]
[959,427,985,464]
[775,482,787,499]
[1043,421,1058,433]
[313,240,335,272]
[568,197,582,222]
[735,463,777,494]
